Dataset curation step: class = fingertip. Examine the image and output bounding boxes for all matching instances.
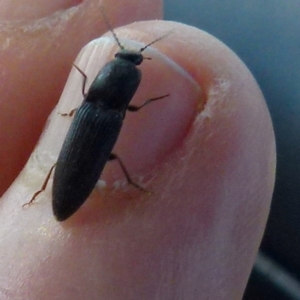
[116,20,276,298]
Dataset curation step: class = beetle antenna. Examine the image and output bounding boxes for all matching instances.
[139,31,172,53]
[100,7,124,50]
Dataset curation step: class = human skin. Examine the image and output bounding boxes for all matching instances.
[0,0,275,299]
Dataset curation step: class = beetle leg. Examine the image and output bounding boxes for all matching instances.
[23,163,57,208]
[58,64,87,117]
[127,94,169,112]
[109,153,150,193]
[59,108,78,117]
[73,63,88,97]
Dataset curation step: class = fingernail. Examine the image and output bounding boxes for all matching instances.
[28,36,203,188]
[0,0,82,21]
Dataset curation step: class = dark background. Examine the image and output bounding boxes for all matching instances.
[164,1,300,299]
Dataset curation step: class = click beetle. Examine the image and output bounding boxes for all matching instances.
[28,21,169,221]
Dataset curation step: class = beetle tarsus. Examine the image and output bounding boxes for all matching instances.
[109,153,150,193]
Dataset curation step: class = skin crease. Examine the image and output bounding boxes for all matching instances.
[0,1,275,300]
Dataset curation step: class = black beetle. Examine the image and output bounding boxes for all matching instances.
[28,24,169,221]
